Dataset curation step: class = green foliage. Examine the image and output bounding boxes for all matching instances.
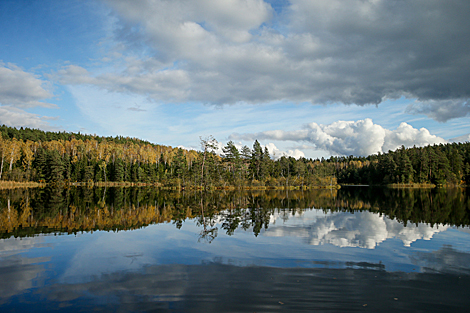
[1,124,469,187]
[336,142,470,186]
[0,125,157,147]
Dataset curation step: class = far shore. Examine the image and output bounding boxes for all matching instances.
[0,180,341,190]
[1,180,466,190]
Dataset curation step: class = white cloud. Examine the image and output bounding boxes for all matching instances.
[52,0,470,121]
[382,122,447,152]
[177,145,197,151]
[0,106,58,130]
[264,142,305,159]
[230,118,447,156]
[0,62,54,108]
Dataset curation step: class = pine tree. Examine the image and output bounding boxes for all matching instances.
[449,148,463,183]
[249,140,263,181]
[46,150,65,185]
[113,158,124,182]
[260,147,271,180]
[398,152,414,183]
[223,141,241,183]
[417,148,430,183]
[32,147,48,182]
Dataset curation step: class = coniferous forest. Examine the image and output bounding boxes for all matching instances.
[0,125,468,188]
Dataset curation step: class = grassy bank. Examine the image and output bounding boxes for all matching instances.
[386,183,436,188]
[0,180,340,190]
[0,181,46,189]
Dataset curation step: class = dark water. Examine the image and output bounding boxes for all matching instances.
[0,187,469,312]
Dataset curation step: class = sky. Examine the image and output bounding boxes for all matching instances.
[0,0,469,159]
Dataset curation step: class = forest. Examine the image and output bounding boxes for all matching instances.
[335,142,470,186]
[0,125,468,187]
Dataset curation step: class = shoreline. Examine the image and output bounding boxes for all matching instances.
[1,180,466,190]
[0,180,341,190]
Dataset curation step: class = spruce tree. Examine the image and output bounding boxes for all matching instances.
[249,140,263,180]
[46,150,65,185]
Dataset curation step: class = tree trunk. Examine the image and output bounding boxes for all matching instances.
[201,150,206,188]
[0,152,4,179]
[9,147,15,172]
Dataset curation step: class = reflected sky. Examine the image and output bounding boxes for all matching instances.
[33,262,470,313]
[265,210,450,248]
[1,191,470,312]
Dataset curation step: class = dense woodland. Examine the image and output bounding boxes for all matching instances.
[0,125,469,187]
[336,142,470,186]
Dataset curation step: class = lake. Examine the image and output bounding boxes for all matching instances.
[1,186,469,312]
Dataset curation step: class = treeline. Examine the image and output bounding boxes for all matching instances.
[0,125,156,146]
[334,143,470,186]
[1,125,468,187]
[0,126,336,188]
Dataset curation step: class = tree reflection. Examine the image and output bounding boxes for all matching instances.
[0,187,468,240]
[197,193,218,243]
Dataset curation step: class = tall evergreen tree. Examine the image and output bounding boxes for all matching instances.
[46,150,65,184]
[249,140,263,181]
[223,141,241,183]
[398,151,414,183]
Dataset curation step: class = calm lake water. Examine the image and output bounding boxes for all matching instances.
[1,186,469,312]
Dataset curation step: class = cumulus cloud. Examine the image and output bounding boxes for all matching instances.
[54,0,470,120]
[264,142,305,159]
[230,119,447,156]
[0,62,54,108]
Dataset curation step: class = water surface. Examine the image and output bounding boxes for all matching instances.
[1,187,469,312]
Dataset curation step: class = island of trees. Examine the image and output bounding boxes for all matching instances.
[0,125,468,188]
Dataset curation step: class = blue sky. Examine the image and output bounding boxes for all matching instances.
[0,0,469,159]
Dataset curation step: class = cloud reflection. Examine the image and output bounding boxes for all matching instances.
[411,245,470,275]
[37,261,470,312]
[264,211,449,249]
[0,237,49,303]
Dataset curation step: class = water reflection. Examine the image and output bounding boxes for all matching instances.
[15,260,470,312]
[265,210,449,248]
[0,187,470,312]
[411,245,470,275]
[0,237,50,304]
[0,187,468,241]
